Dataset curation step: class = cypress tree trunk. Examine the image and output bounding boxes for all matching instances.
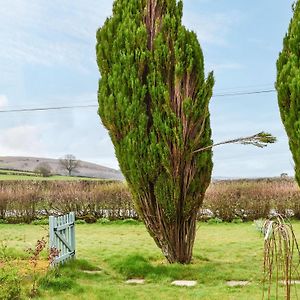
[96,0,214,264]
[276,1,300,185]
[139,202,198,263]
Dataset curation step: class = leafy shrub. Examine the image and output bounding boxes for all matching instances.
[31,218,49,225]
[0,267,21,300]
[232,218,243,224]
[34,162,52,177]
[75,219,86,225]
[121,219,140,225]
[207,217,223,224]
[97,218,110,224]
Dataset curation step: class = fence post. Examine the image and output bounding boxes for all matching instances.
[70,212,76,258]
[49,215,55,249]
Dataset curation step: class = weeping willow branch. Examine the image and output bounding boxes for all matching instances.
[193,132,277,153]
[262,214,300,300]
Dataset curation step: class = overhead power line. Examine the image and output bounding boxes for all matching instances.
[214,83,274,93]
[213,89,276,97]
[0,88,277,113]
[0,104,97,113]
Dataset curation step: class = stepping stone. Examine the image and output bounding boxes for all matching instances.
[171,280,197,287]
[226,281,250,287]
[126,279,145,284]
[82,270,102,274]
[279,280,300,285]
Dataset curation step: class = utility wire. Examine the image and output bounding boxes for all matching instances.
[0,104,97,113]
[214,83,274,92]
[213,89,275,97]
[0,88,277,113]
[1,99,96,109]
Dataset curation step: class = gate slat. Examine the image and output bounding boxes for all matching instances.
[70,212,75,254]
[62,215,65,257]
[67,214,71,255]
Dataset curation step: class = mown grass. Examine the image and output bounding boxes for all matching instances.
[1,222,299,299]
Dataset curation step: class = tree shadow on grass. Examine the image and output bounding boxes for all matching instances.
[108,254,226,283]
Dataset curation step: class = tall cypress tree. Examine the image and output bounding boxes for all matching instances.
[96,0,214,264]
[276,1,300,185]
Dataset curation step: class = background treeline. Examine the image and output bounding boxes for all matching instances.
[0,179,299,223]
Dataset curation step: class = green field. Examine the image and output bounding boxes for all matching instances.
[0,169,102,181]
[1,222,297,299]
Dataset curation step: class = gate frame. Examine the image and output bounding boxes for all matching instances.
[49,212,75,265]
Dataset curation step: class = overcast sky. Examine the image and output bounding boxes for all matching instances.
[0,0,295,178]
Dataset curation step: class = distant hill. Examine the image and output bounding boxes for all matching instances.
[0,156,124,181]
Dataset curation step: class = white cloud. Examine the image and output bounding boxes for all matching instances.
[183,10,242,46]
[0,95,8,108]
[0,125,44,156]
[207,62,244,73]
[0,0,241,72]
[0,0,113,70]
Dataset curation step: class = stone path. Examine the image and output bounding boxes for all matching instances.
[126,279,145,284]
[82,270,102,274]
[226,281,250,287]
[171,280,197,287]
[123,279,255,287]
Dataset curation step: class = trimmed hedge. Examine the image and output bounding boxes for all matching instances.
[0,178,299,223]
[203,178,299,222]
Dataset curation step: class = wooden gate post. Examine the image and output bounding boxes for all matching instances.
[49,215,56,250]
[69,212,76,258]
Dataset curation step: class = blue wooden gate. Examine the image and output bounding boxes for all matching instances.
[49,212,75,265]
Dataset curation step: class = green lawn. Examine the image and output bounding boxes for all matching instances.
[1,222,298,299]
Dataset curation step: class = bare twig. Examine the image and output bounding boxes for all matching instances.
[26,237,47,297]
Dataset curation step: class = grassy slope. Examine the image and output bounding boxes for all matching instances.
[1,222,297,299]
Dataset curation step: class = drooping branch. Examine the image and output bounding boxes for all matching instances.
[193,132,277,153]
[262,214,300,300]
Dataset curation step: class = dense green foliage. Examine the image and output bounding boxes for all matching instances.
[276,1,300,184]
[96,0,214,263]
